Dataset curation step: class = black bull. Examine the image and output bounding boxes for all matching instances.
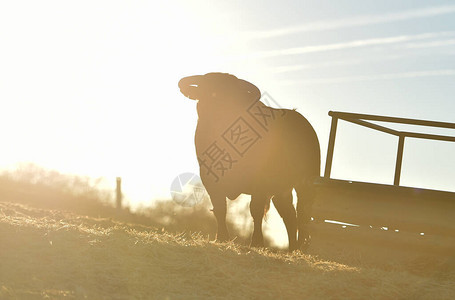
[178,72,320,251]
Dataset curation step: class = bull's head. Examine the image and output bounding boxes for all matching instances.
[178,72,260,103]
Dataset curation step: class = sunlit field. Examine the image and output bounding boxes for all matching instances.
[1,203,454,299]
[1,169,454,299]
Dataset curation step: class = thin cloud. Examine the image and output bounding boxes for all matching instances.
[405,38,455,49]
[253,32,455,59]
[280,70,455,85]
[245,5,455,39]
[273,38,455,74]
[273,56,404,74]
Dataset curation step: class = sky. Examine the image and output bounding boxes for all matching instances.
[1,0,454,208]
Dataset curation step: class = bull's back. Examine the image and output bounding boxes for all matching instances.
[195,105,320,197]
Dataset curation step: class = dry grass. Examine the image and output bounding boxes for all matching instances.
[1,165,454,299]
[1,201,454,299]
[0,164,252,245]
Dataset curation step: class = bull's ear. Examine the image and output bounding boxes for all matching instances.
[178,75,202,100]
[237,79,261,102]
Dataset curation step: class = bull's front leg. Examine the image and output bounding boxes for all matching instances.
[250,194,267,248]
[210,193,229,242]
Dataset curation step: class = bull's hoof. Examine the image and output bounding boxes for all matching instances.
[250,237,265,248]
[250,231,265,248]
[298,235,312,251]
[215,232,229,243]
[288,243,299,252]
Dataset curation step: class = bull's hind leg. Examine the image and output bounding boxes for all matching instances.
[210,193,229,242]
[272,190,298,251]
[249,194,268,248]
[295,182,316,249]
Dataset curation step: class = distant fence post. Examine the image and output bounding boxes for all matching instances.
[116,177,122,209]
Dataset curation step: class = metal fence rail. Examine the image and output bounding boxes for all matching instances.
[324,111,455,186]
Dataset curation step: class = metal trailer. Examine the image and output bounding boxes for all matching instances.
[310,111,455,255]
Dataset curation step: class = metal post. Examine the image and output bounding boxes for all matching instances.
[394,136,405,186]
[324,117,338,179]
[116,177,122,209]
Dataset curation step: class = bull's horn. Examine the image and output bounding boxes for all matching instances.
[178,75,203,100]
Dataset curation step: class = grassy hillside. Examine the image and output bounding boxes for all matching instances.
[0,166,254,248]
[1,201,454,299]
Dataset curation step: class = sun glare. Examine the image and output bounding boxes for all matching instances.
[0,1,243,207]
[1,0,454,207]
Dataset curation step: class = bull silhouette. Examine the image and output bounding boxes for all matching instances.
[178,72,320,250]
